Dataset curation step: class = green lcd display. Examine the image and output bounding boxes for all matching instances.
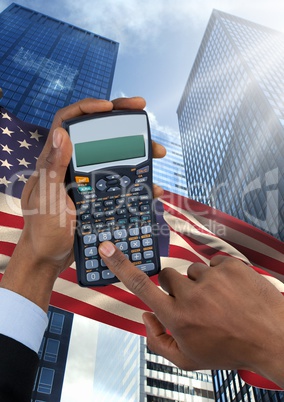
[75,135,145,167]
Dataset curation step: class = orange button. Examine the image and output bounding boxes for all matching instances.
[75,176,89,184]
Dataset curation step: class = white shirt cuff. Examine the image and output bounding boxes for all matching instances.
[0,288,48,353]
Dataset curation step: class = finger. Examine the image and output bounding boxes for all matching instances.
[152,140,167,159]
[98,241,170,314]
[112,96,146,110]
[50,98,113,133]
[36,128,72,182]
[153,183,164,199]
[187,262,210,280]
[39,99,113,164]
[158,267,187,296]
[143,312,194,370]
[210,255,237,267]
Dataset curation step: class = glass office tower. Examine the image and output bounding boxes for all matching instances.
[177,10,284,401]
[151,128,188,197]
[177,10,284,241]
[0,3,118,128]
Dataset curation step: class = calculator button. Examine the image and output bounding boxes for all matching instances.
[136,166,149,175]
[106,174,120,180]
[132,252,142,261]
[141,225,152,234]
[117,208,127,215]
[99,232,112,242]
[83,234,97,244]
[78,185,93,193]
[104,200,114,207]
[84,247,98,257]
[105,210,115,217]
[127,196,138,203]
[135,177,148,184]
[102,270,116,279]
[93,211,104,219]
[96,179,107,191]
[114,229,127,239]
[75,176,89,184]
[120,176,131,187]
[116,242,128,251]
[81,224,92,234]
[129,227,139,236]
[86,272,100,282]
[107,186,120,192]
[130,185,144,193]
[85,259,99,269]
[130,240,141,248]
[129,206,139,214]
[137,263,155,272]
[118,218,127,225]
[139,194,150,201]
[80,203,90,212]
[116,198,126,205]
[81,213,91,221]
[142,238,153,246]
[143,250,154,259]
[140,204,150,212]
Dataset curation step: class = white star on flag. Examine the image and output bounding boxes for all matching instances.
[1,127,14,136]
[17,158,31,168]
[1,144,13,154]
[1,112,12,121]
[29,129,43,142]
[17,139,32,149]
[0,159,13,170]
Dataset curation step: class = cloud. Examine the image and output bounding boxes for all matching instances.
[59,0,284,52]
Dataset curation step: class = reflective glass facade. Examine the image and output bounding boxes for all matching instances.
[140,338,214,401]
[32,306,73,402]
[177,10,284,240]
[0,3,118,128]
[212,370,284,402]
[151,128,188,197]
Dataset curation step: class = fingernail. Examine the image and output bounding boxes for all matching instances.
[99,241,116,257]
[53,128,62,149]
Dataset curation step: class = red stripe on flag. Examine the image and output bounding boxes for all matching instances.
[228,241,284,274]
[0,241,16,257]
[0,212,24,229]
[50,291,147,336]
[162,191,283,253]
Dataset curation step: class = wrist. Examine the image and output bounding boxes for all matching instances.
[0,235,61,312]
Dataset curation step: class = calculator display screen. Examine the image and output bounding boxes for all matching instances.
[69,113,149,172]
[75,135,145,167]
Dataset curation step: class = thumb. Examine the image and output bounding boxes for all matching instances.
[143,312,195,371]
[43,127,72,183]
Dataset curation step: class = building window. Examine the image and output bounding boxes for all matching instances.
[49,312,65,335]
[37,367,55,394]
[44,338,60,363]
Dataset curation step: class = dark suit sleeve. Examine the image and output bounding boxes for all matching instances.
[0,334,39,402]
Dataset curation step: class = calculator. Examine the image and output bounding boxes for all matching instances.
[63,110,161,286]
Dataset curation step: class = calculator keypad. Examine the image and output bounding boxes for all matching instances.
[74,165,159,285]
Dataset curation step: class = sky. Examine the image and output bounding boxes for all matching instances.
[0,0,284,135]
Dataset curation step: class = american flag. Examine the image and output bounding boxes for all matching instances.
[0,107,283,390]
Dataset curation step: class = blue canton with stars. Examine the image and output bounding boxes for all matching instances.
[0,106,48,198]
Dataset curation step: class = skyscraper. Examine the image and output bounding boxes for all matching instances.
[0,3,118,128]
[140,337,214,402]
[151,128,188,197]
[177,10,284,401]
[177,10,284,241]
